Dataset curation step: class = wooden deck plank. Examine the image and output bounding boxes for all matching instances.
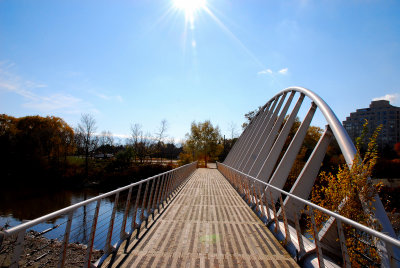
[118,168,298,267]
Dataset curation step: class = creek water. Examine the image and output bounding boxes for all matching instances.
[0,187,144,249]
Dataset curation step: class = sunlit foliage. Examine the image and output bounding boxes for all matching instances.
[0,114,75,162]
[180,120,223,166]
[311,120,383,267]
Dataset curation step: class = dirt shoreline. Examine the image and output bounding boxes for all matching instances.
[0,230,103,267]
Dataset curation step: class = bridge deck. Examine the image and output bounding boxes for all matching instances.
[118,168,298,267]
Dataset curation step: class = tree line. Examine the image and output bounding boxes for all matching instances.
[0,111,238,188]
[0,113,181,189]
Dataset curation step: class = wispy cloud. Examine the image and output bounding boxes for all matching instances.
[0,61,95,114]
[23,93,84,112]
[257,67,289,75]
[90,90,123,103]
[257,69,273,75]
[278,68,288,74]
[373,93,400,105]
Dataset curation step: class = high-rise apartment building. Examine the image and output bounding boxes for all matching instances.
[343,100,400,149]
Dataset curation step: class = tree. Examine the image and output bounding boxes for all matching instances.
[98,130,114,155]
[99,130,114,147]
[155,119,168,162]
[0,114,75,186]
[144,131,154,163]
[164,138,182,163]
[228,121,239,139]
[77,114,97,178]
[181,120,223,166]
[242,106,262,130]
[130,123,142,162]
[311,121,382,266]
[219,137,237,162]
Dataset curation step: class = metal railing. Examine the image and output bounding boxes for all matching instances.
[217,162,400,267]
[0,162,197,268]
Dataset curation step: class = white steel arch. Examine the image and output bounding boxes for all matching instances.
[223,86,398,264]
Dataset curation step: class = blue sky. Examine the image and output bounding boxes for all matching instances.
[1,0,399,143]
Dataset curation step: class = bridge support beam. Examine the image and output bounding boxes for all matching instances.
[266,102,317,200]
[255,93,305,182]
[282,125,332,217]
[237,95,282,171]
[248,91,296,176]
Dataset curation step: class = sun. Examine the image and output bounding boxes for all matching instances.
[173,0,207,15]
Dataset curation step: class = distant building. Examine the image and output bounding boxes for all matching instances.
[343,100,400,149]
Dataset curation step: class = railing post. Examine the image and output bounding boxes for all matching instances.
[279,194,291,245]
[166,171,174,199]
[263,189,271,221]
[145,179,156,227]
[120,187,133,240]
[162,172,171,206]
[157,174,166,210]
[84,199,101,268]
[269,190,280,233]
[151,176,162,218]
[132,184,142,228]
[293,209,305,256]
[10,229,25,268]
[244,176,251,203]
[253,183,261,213]
[171,170,177,195]
[254,183,260,210]
[58,211,74,268]
[385,242,397,268]
[241,175,247,198]
[174,169,180,192]
[233,172,239,190]
[257,185,265,219]
[309,207,324,268]
[336,218,351,267]
[140,181,150,228]
[104,192,119,254]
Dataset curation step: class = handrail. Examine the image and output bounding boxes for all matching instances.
[2,162,194,236]
[218,162,400,248]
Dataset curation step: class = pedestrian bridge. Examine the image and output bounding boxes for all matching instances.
[1,87,399,267]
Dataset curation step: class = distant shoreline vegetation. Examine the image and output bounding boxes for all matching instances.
[0,114,179,191]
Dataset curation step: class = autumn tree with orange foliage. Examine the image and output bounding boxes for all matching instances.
[0,114,75,186]
[311,120,383,267]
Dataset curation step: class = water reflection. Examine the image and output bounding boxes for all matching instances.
[0,186,147,249]
[0,187,100,223]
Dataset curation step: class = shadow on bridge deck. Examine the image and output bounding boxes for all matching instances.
[109,168,298,267]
